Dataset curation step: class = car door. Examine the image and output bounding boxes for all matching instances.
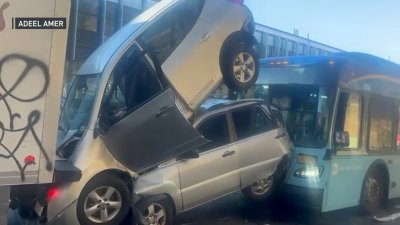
[98,43,206,173]
[231,105,289,188]
[177,112,240,209]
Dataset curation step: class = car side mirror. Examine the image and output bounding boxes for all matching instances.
[334,131,350,148]
[177,150,200,161]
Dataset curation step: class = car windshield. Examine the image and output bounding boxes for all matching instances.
[58,74,100,136]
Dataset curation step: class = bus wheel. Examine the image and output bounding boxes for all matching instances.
[360,169,385,213]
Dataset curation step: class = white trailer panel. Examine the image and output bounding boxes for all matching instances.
[0,0,70,185]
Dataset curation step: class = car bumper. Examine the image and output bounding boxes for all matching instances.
[281,184,324,211]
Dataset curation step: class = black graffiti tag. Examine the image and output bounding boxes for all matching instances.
[0,54,51,181]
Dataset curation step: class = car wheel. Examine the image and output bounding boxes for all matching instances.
[76,175,131,225]
[136,195,174,225]
[222,43,259,91]
[360,168,385,213]
[242,176,275,202]
[242,156,289,202]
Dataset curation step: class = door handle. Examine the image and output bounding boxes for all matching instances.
[156,105,174,117]
[199,32,211,43]
[222,150,236,157]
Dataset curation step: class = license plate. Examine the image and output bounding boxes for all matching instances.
[34,201,44,217]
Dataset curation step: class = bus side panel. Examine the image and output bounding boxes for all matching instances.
[386,156,400,199]
[324,156,394,212]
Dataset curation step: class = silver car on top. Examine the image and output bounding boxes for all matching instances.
[46,0,259,225]
[133,99,292,225]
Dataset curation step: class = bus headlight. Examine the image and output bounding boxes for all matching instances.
[294,166,323,178]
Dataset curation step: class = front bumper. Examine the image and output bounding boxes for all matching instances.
[281,184,324,211]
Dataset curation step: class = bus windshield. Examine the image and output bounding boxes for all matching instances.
[239,66,334,148]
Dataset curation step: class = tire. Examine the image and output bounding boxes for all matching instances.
[242,156,289,202]
[76,175,131,225]
[242,176,276,202]
[222,42,259,91]
[136,195,174,225]
[360,168,385,214]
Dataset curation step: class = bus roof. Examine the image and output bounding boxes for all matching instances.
[260,52,400,76]
[259,52,400,99]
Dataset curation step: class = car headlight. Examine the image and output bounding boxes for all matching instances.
[294,166,323,178]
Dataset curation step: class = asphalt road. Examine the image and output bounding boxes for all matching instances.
[122,192,400,225]
[8,192,400,225]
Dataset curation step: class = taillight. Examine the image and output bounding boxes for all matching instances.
[47,187,60,201]
[229,0,244,5]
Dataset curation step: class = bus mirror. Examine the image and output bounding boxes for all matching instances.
[335,131,350,148]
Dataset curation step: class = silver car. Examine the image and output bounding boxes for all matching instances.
[133,100,292,225]
[45,0,259,225]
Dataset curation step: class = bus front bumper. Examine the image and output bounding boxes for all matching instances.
[281,184,324,211]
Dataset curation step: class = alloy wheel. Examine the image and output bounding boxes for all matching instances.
[251,177,273,196]
[83,186,122,223]
[233,52,256,83]
[144,203,167,225]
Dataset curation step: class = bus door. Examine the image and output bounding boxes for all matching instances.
[325,91,367,211]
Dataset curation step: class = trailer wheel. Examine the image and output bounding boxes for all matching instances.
[77,175,130,225]
[360,168,385,214]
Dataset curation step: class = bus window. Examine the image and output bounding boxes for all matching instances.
[334,92,361,149]
[368,97,395,152]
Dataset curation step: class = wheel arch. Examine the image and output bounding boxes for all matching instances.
[274,154,291,180]
[137,193,177,216]
[360,159,390,202]
[86,169,134,195]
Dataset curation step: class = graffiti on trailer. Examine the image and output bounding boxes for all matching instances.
[0,54,52,181]
[0,2,10,32]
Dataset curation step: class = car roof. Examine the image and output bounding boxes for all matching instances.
[194,98,267,126]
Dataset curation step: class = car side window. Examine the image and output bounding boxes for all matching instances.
[197,114,230,152]
[138,0,204,64]
[99,45,163,129]
[231,106,277,140]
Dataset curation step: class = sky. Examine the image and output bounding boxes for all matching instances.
[245,0,400,63]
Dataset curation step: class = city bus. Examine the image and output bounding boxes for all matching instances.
[232,52,400,213]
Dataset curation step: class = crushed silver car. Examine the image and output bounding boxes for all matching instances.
[133,99,292,225]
